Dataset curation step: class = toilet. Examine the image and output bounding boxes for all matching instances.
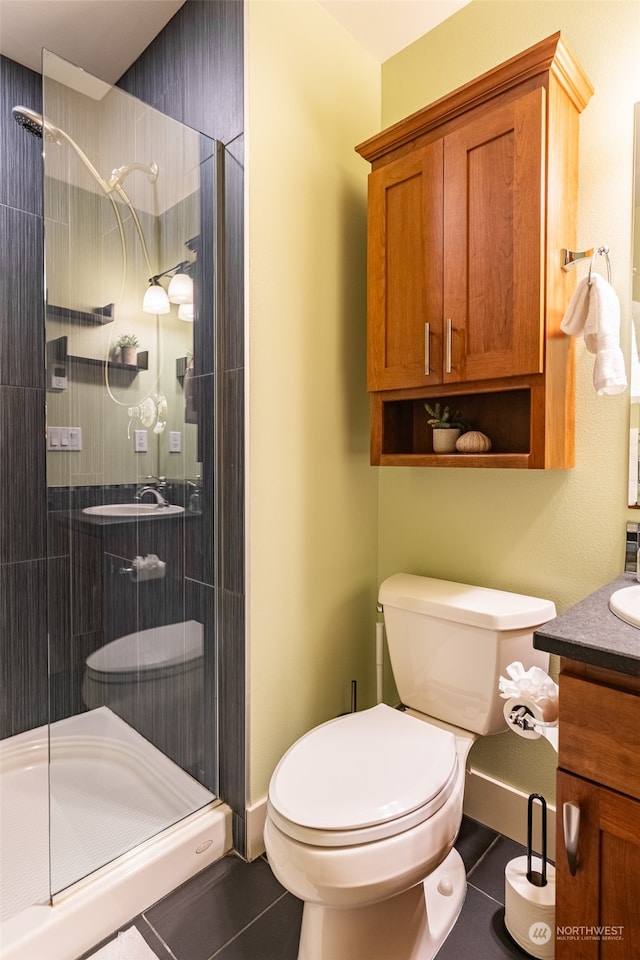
[263,574,555,960]
[83,619,204,770]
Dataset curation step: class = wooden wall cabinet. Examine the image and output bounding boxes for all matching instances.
[356,33,593,468]
[556,663,640,958]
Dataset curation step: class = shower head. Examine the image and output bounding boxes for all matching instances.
[12,106,61,143]
[12,103,156,281]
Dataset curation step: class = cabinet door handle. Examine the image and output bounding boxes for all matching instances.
[424,322,430,376]
[445,318,452,374]
[563,801,580,876]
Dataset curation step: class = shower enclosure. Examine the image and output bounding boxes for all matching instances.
[0,50,228,959]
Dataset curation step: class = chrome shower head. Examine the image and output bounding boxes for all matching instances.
[12,105,61,143]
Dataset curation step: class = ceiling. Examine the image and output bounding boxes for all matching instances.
[317,0,470,63]
[0,0,470,84]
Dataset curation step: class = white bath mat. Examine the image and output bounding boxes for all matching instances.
[86,926,160,960]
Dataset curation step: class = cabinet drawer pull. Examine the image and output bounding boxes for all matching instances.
[445,318,452,374]
[424,322,430,375]
[563,801,580,876]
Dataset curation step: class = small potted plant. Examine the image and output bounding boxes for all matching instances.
[116,333,139,366]
[424,401,468,453]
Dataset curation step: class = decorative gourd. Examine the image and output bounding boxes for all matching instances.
[455,431,492,453]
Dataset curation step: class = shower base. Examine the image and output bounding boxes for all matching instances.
[0,708,231,960]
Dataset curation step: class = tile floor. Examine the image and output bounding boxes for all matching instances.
[78,816,532,960]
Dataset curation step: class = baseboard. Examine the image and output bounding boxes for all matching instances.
[246,796,268,860]
[247,769,556,863]
[464,767,556,854]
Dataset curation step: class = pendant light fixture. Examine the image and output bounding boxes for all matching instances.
[142,280,171,314]
[142,260,194,315]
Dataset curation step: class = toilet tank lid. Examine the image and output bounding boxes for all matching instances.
[378,574,556,631]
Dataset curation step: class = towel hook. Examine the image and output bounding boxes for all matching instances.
[561,245,611,284]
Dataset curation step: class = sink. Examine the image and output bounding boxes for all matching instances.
[609,584,640,628]
[83,503,184,518]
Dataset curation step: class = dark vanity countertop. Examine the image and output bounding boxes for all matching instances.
[534,573,640,677]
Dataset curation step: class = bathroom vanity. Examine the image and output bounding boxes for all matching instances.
[355,33,593,468]
[534,576,640,958]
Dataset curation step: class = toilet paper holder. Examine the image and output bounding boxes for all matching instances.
[509,704,547,735]
[526,794,548,887]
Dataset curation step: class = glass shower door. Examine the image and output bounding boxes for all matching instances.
[43,50,219,898]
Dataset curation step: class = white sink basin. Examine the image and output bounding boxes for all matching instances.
[609,584,640,628]
[83,503,184,518]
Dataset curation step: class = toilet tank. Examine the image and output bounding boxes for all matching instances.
[379,574,555,736]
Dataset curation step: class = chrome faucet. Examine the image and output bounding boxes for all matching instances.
[135,485,169,507]
[142,475,168,495]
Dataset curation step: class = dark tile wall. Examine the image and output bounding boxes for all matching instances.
[118,0,246,851]
[0,55,48,739]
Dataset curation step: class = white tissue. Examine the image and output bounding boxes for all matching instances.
[131,554,166,582]
[498,661,557,703]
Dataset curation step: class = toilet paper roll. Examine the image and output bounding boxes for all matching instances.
[505,855,555,959]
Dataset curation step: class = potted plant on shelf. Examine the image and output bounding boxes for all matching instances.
[424,402,468,453]
[116,333,139,366]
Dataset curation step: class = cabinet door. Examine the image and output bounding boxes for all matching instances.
[367,141,443,391]
[556,770,640,959]
[443,87,545,383]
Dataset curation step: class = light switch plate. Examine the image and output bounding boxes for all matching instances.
[134,429,148,452]
[169,431,181,453]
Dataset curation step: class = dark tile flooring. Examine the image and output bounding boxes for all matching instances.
[78,817,532,960]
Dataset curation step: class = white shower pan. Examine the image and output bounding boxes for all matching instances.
[0,707,231,960]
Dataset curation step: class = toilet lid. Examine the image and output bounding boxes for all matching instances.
[268,704,457,833]
[86,620,203,678]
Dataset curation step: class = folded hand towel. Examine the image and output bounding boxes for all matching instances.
[560,273,627,395]
[560,275,590,338]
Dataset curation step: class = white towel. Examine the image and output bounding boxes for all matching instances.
[86,927,160,960]
[560,273,627,395]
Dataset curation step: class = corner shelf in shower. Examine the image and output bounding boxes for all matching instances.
[46,302,115,325]
[46,336,149,372]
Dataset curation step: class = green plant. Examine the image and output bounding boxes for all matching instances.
[116,333,139,348]
[424,401,467,431]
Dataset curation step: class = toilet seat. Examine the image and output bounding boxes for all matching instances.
[268,704,458,847]
[85,620,203,683]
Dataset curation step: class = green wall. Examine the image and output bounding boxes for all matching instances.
[247,0,381,801]
[380,1,640,801]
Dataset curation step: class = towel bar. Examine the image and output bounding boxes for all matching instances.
[561,245,611,284]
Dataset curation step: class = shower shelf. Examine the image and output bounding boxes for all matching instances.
[47,335,149,372]
[47,302,115,325]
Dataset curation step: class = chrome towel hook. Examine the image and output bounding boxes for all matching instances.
[561,245,611,284]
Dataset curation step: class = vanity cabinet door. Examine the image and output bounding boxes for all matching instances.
[367,141,444,391]
[443,87,545,384]
[556,770,640,959]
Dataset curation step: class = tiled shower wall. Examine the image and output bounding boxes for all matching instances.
[0,0,246,852]
[0,56,48,738]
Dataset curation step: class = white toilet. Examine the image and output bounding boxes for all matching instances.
[83,620,204,769]
[263,574,555,960]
